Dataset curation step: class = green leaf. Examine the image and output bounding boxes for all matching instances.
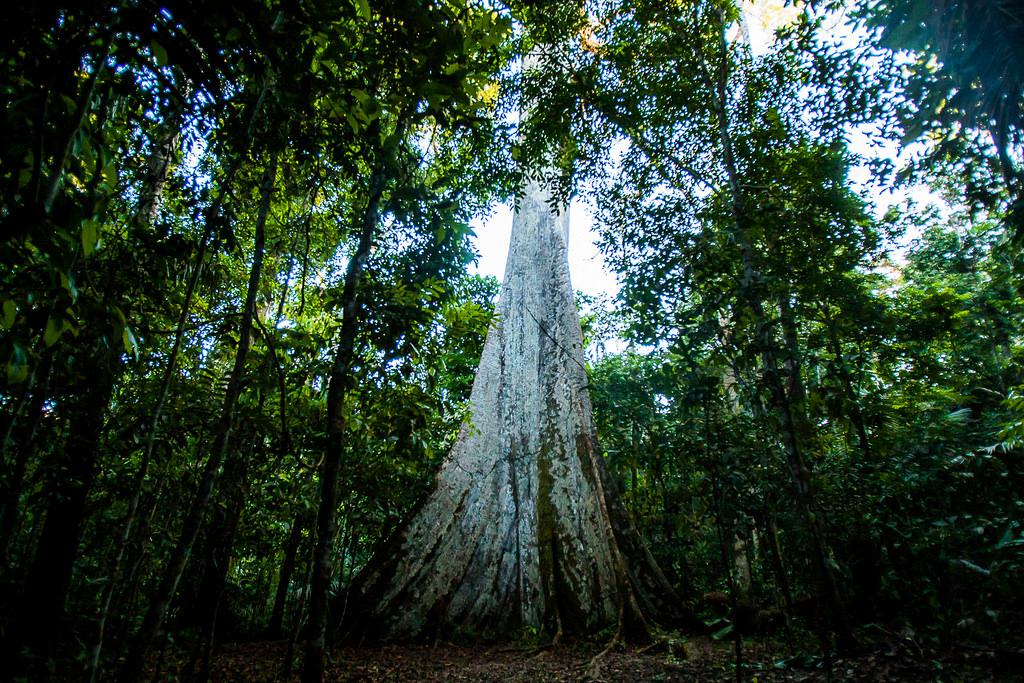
[101,157,117,185]
[952,558,990,576]
[60,272,78,302]
[44,315,65,347]
[353,0,371,20]
[996,526,1024,550]
[711,622,734,640]
[122,325,139,358]
[6,343,28,384]
[2,300,15,329]
[151,40,169,68]
[82,220,98,256]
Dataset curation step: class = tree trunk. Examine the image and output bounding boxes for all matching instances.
[192,442,253,631]
[119,151,277,683]
[341,178,694,644]
[8,349,116,679]
[270,512,307,638]
[760,500,796,653]
[302,157,387,683]
[88,104,194,683]
[136,103,184,228]
[706,8,855,652]
[190,438,256,683]
[710,459,743,683]
[0,354,52,570]
[820,307,872,462]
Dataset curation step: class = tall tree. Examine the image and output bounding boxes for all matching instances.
[345,173,691,641]
[340,24,695,638]
[570,0,890,652]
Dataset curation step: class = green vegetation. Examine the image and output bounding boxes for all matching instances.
[0,0,1021,680]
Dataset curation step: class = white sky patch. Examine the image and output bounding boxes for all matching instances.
[739,0,801,53]
[470,198,618,299]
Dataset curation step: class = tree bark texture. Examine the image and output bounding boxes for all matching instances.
[343,179,691,642]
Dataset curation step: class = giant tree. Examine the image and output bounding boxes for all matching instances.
[338,12,696,642]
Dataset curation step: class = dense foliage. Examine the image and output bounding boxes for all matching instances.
[0,0,1021,680]
[581,0,1024,665]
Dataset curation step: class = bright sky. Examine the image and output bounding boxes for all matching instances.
[468,199,617,298]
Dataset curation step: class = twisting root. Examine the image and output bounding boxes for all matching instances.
[586,605,626,680]
[526,610,565,661]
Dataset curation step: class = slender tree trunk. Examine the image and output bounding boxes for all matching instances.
[119,151,277,683]
[302,158,387,683]
[191,434,260,683]
[713,482,743,683]
[109,468,169,657]
[88,103,193,683]
[821,308,872,462]
[194,448,252,626]
[335,516,358,632]
[270,512,307,637]
[705,9,855,653]
[732,530,753,599]
[760,499,796,653]
[284,544,316,680]
[137,103,184,227]
[778,295,807,414]
[193,476,272,683]
[704,397,742,683]
[0,354,52,570]
[8,349,116,679]
[191,181,303,645]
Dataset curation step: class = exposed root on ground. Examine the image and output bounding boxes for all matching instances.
[586,613,626,681]
[637,636,676,656]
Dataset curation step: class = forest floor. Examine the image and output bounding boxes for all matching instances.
[154,635,1022,682]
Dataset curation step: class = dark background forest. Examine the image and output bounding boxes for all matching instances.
[1,0,1022,680]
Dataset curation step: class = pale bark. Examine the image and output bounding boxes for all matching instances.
[344,179,691,642]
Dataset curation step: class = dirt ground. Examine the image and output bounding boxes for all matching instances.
[156,636,1022,682]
